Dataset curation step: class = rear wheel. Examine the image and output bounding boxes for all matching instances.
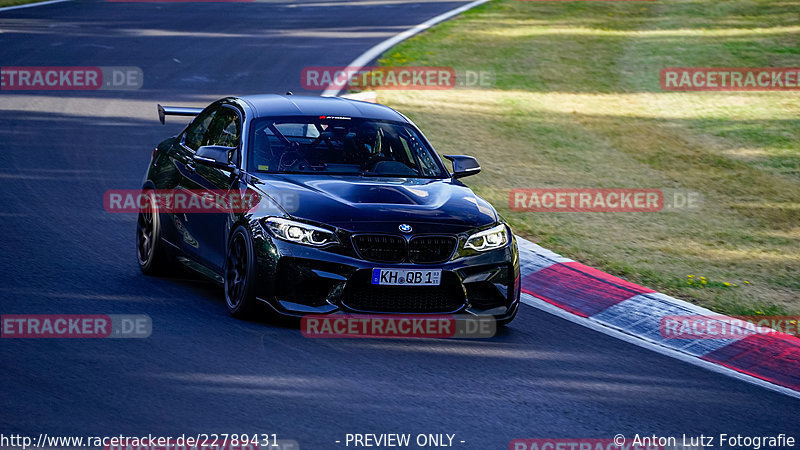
[137,189,178,275]
[224,226,260,319]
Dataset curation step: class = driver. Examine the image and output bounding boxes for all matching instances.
[353,123,385,170]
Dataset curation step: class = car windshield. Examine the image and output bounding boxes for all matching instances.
[248,116,446,178]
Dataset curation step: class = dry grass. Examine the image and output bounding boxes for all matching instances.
[374,0,800,315]
[0,0,51,7]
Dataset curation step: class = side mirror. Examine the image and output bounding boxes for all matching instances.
[444,155,481,179]
[194,145,237,172]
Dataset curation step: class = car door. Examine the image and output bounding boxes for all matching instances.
[167,106,218,260]
[179,104,243,273]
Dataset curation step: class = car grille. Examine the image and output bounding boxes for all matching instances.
[352,234,457,264]
[341,271,466,313]
[408,236,457,263]
[352,234,406,263]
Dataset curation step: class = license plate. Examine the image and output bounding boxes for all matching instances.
[371,268,441,286]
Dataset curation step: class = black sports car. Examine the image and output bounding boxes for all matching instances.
[137,94,519,325]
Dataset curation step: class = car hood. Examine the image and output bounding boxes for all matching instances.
[251,174,499,233]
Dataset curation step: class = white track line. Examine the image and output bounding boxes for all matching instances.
[321,0,490,97]
[0,0,71,13]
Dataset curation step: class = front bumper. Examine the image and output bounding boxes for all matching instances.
[251,226,520,321]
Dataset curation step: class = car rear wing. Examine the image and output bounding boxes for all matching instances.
[157,104,203,124]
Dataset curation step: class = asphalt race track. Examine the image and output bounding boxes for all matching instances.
[1,1,798,449]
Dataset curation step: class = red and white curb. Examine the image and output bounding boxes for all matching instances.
[517,237,800,399]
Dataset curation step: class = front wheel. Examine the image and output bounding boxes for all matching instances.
[496,305,518,327]
[224,226,260,319]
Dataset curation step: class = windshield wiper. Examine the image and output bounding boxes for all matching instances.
[359,172,418,178]
[275,170,362,176]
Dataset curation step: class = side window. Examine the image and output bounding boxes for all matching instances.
[207,108,241,148]
[183,109,217,151]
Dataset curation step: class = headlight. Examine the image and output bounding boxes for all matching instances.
[465,224,508,252]
[262,217,339,247]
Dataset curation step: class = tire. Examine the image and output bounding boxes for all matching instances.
[224,225,260,319]
[496,304,518,327]
[137,189,178,276]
